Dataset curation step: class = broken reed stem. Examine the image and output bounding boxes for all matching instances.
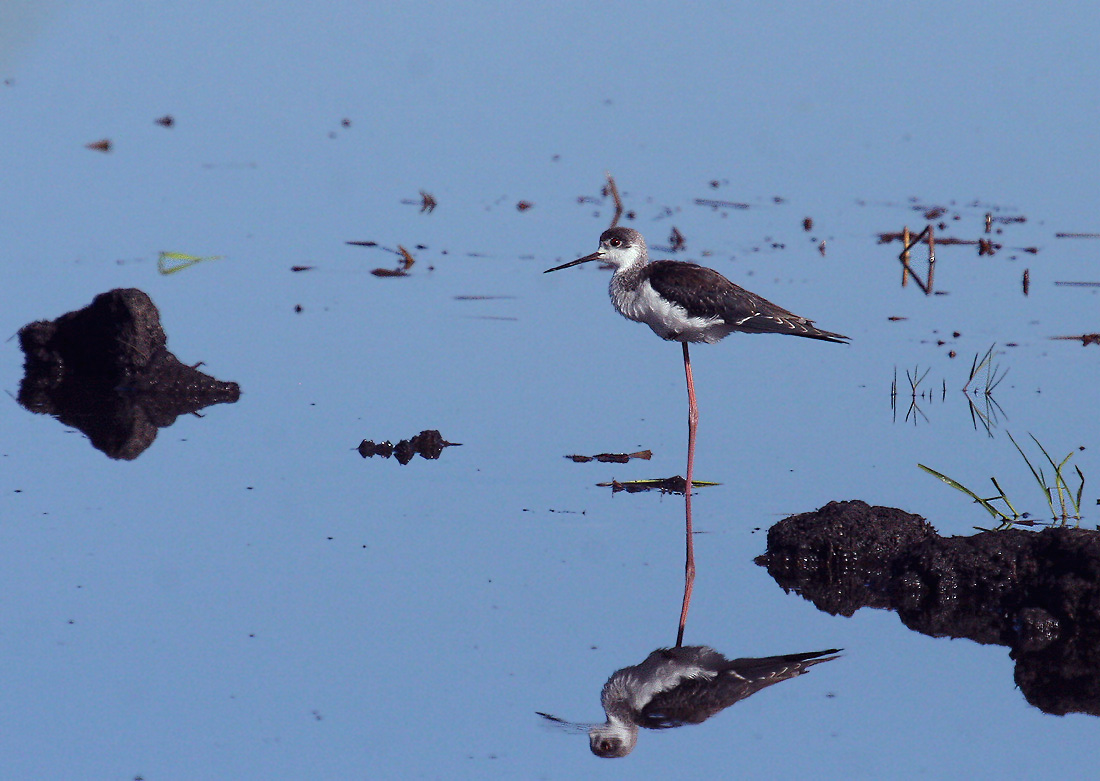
[901,226,911,287]
[606,172,623,228]
[898,225,932,295]
[926,224,935,295]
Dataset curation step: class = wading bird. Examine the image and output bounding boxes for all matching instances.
[539,645,841,757]
[545,227,848,642]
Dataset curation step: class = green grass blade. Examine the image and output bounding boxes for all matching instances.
[1008,431,1055,515]
[919,464,1004,519]
[989,476,1020,519]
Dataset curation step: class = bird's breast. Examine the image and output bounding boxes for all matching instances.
[610,278,728,343]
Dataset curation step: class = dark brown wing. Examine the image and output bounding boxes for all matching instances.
[645,261,848,343]
[637,649,840,730]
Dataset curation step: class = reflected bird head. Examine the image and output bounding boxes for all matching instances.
[588,722,638,758]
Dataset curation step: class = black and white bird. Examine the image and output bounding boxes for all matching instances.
[543,225,848,440]
[545,226,848,348]
[544,227,848,642]
[539,645,840,758]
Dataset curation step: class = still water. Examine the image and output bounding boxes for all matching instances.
[2,3,1098,779]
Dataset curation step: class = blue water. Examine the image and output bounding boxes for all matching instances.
[2,3,1098,778]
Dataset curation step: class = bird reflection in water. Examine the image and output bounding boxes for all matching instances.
[540,645,839,758]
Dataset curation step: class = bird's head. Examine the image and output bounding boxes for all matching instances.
[588,721,638,758]
[544,226,648,274]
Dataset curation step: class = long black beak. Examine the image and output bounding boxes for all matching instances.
[544,251,602,273]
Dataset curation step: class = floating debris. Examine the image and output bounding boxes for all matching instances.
[1050,333,1100,347]
[668,227,685,251]
[290,265,314,272]
[803,217,813,231]
[566,450,652,464]
[516,200,533,212]
[398,190,438,213]
[1054,281,1100,287]
[157,251,223,275]
[369,245,417,277]
[694,198,750,210]
[597,476,720,495]
[85,138,112,153]
[1023,269,1030,296]
[1055,232,1100,239]
[357,430,460,465]
[879,231,995,249]
[154,115,174,127]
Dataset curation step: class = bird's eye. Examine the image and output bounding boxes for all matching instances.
[609,238,621,247]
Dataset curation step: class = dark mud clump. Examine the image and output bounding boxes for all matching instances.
[18,288,240,460]
[756,499,1100,716]
[357,430,460,465]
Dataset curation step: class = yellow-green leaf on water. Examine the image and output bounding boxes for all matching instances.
[158,251,223,275]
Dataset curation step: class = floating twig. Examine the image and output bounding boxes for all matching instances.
[597,476,721,495]
[566,450,652,464]
[1050,333,1100,346]
[694,198,751,210]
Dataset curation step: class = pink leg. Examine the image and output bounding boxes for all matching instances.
[676,342,698,647]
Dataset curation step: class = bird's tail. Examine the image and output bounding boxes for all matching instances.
[726,648,842,676]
